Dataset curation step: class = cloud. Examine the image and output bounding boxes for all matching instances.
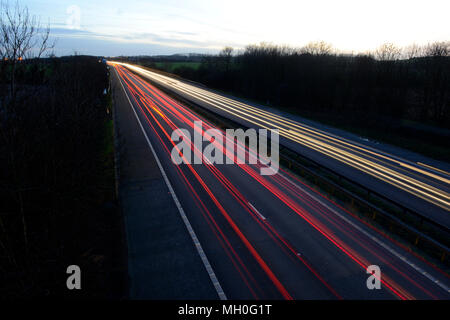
[49,26,241,53]
[50,28,95,36]
[118,31,226,48]
[52,35,219,57]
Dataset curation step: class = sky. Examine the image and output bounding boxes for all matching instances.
[19,0,450,56]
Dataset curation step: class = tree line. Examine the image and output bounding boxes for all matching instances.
[1,2,123,297]
[162,41,449,128]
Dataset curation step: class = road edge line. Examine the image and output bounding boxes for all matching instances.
[114,66,227,300]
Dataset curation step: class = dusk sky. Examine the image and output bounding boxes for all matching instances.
[23,0,450,56]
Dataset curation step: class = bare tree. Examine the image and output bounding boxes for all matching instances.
[220,46,233,57]
[403,43,423,59]
[374,42,401,61]
[0,0,54,104]
[301,41,334,56]
[0,0,53,252]
[425,41,450,57]
[219,46,233,72]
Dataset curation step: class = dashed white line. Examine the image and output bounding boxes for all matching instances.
[248,202,267,221]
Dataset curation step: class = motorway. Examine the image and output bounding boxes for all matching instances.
[114,62,450,230]
[110,62,450,299]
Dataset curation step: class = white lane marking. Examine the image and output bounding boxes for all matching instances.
[117,63,449,295]
[114,67,227,300]
[278,171,450,294]
[248,202,266,221]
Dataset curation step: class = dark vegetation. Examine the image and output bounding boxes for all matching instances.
[1,2,124,298]
[0,54,125,297]
[125,54,203,73]
[131,42,450,161]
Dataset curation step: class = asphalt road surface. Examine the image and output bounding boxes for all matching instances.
[110,62,450,300]
[113,62,450,230]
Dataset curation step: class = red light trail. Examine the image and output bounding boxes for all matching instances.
[109,62,450,300]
